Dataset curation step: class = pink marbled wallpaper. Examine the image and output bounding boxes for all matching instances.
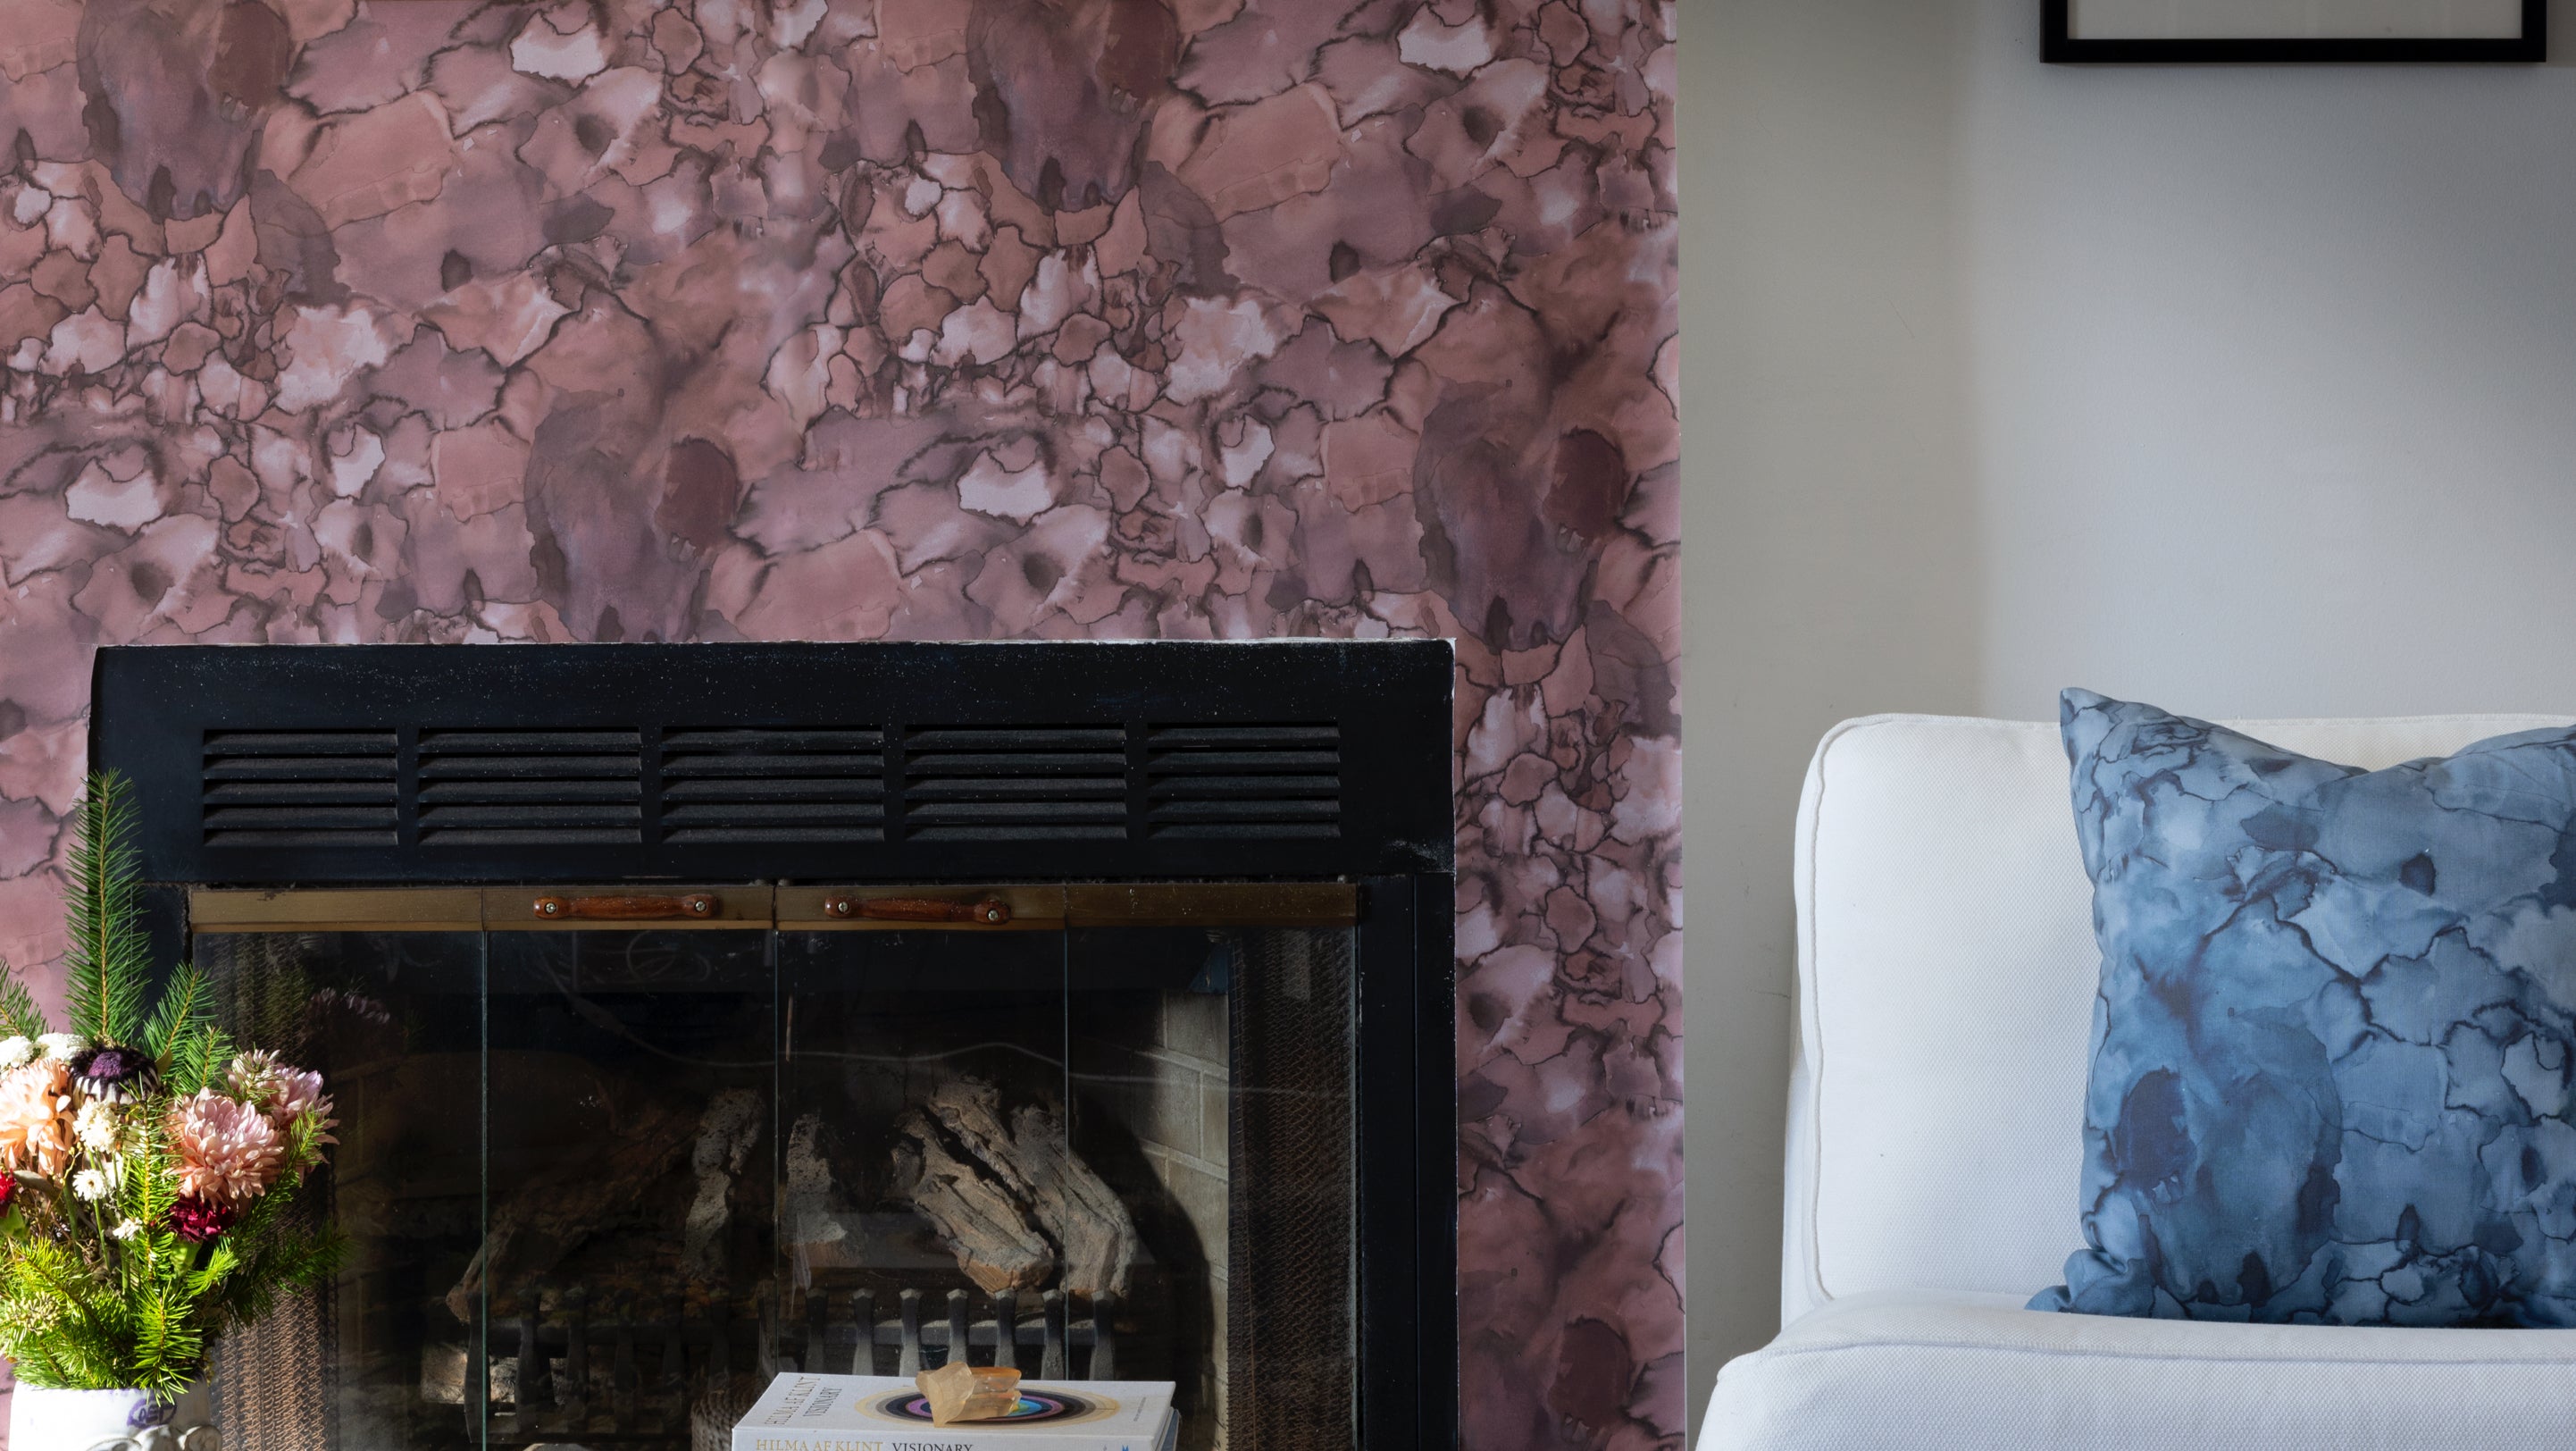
[0,0,1678,1443]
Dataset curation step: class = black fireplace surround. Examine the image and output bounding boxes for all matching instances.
[89,641,1456,1451]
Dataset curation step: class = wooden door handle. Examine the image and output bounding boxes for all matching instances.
[821,895,1012,925]
[532,893,718,920]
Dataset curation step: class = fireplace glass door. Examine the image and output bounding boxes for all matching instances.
[189,907,1359,1451]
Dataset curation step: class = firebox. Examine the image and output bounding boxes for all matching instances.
[90,642,1456,1451]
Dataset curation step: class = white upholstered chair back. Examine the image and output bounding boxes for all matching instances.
[1782,710,2576,1326]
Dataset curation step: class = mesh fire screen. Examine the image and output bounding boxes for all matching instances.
[1229,931,1356,1451]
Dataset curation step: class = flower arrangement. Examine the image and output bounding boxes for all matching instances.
[0,775,339,1399]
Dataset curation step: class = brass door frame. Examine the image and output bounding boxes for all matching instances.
[185,882,1362,934]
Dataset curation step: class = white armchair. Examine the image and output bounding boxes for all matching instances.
[1702,710,2576,1451]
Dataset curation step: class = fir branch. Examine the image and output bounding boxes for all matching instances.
[130,1284,199,1400]
[61,774,149,1046]
[183,1240,239,1303]
[120,1120,178,1230]
[0,960,46,1039]
[115,1121,180,1309]
[207,1220,340,1332]
[165,1022,233,1097]
[140,968,209,1069]
[4,1237,115,1368]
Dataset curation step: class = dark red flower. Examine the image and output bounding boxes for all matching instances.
[168,1196,238,1244]
[0,1173,14,1213]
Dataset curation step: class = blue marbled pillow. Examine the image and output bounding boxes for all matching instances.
[2033,689,2576,1327]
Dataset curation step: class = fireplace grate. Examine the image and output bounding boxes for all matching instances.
[661,727,887,843]
[1146,724,1343,839]
[418,728,643,846]
[200,722,1343,854]
[901,726,1131,841]
[199,730,399,848]
[449,1287,1121,1443]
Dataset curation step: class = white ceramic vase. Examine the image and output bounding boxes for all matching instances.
[5,1384,215,1451]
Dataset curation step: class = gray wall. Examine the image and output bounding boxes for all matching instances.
[1686,0,2576,1428]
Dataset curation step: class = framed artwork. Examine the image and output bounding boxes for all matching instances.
[2044,0,2547,63]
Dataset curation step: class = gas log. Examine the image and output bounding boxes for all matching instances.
[447,1096,697,1323]
[452,1074,1142,1328]
[784,1111,871,1283]
[895,1114,1058,1295]
[682,1089,765,1282]
[895,1078,1141,1300]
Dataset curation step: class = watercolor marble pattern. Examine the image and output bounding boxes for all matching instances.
[0,0,1678,1443]
[2040,692,2576,1329]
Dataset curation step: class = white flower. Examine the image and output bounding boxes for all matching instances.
[109,1218,141,1241]
[36,1034,85,1061]
[0,1037,31,1070]
[225,1050,283,1106]
[72,1100,127,1155]
[70,1167,107,1201]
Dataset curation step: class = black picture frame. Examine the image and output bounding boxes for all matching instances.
[2044,0,2546,63]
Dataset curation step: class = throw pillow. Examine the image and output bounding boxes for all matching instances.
[2034,689,2576,1326]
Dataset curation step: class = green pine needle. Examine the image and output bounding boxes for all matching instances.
[166,1022,234,1097]
[140,968,209,1069]
[61,774,150,1046]
[0,962,46,1040]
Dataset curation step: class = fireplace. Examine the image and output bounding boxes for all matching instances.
[90,642,1455,1451]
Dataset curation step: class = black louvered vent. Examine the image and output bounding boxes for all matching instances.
[661,728,886,843]
[1146,724,1342,839]
[417,728,642,846]
[200,730,399,848]
[127,642,1446,877]
[900,726,1129,841]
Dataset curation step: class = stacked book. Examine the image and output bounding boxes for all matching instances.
[733,1373,1178,1451]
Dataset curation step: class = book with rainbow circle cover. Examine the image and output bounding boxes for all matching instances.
[732,1373,1178,1451]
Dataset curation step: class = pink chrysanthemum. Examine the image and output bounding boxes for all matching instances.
[0,1061,74,1177]
[228,1053,335,1140]
[166,1089,284,1207]
[268,1069,333,1131]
